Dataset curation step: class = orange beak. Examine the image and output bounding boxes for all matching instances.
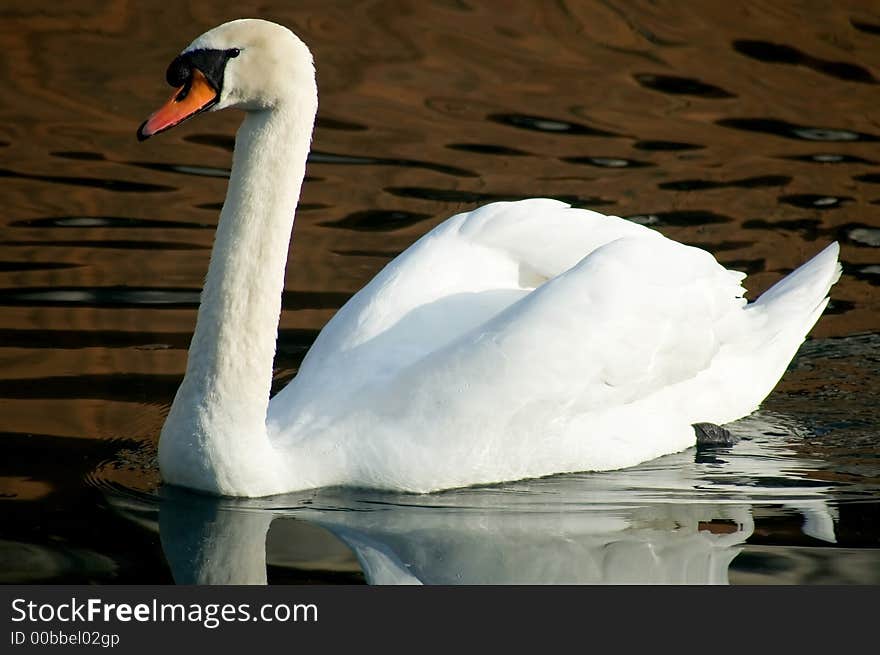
[137,68,218,141]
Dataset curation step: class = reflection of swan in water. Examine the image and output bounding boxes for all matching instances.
[158,494,754,585]
[109,413,842,585]
[313,502,760,585]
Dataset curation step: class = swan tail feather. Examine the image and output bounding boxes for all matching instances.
[734,242,841,417]
[752,241,841,319]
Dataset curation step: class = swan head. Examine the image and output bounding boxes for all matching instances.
[137,19,315,140]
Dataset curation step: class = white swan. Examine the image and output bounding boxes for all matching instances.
[138,19,841,497]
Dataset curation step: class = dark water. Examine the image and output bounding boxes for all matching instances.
[1,1,879,584]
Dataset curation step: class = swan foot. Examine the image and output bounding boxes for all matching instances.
[693,422,739,447]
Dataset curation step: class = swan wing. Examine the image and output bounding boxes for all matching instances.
[270,199,661,420]
[369,233,746,430]
[274,209,754,490]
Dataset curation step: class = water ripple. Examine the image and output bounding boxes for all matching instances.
[625,210,734,226]
[562,156,653,168]
[717,118,879,142]
[0,373,181,402]
[0,168,175,193]
[843,225,880,247]
[0,327,317,351]
[384,186,614,207]
[315,116,368,131]
[487,113,622,137]
[733,40,876,84]
[0,261,80,272]
[634,73,736,98]
[825,299,857,315]
[847,264,880,286]
[125,161,231,178]
[851,19,880,36]
[633,140,704,151]
[716,258,765,274]
[659,175,791,191]
[781,153,877,165]
[9,216,213,229]
[446,143,531,156]
[310,151,477,178]
[743,218,822,238]
[0,287,351,309]
[49,151,106,161]
[1,239,207,250]
[779,194,851,209]
[320,210,433,232]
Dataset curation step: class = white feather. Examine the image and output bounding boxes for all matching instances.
[152,20,841,497]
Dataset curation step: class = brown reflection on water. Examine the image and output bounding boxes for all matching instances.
[0,1,879,515]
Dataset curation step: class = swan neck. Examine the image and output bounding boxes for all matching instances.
[160,96,316,496]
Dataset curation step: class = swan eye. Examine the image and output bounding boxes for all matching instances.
[228,48,241,58]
